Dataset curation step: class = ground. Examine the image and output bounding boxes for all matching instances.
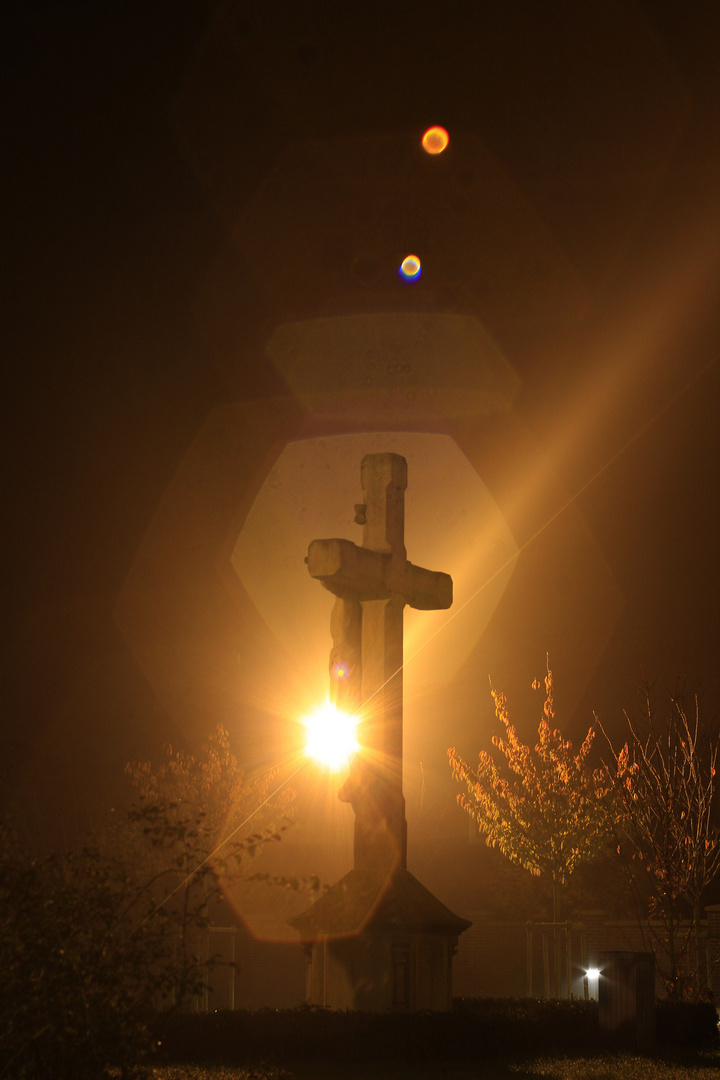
[145,1047,720,1080]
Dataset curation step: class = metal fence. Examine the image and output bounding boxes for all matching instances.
[192,904,720,1008]
[453,911,720,1000]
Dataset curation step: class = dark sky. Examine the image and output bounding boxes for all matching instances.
[3,1,720,889]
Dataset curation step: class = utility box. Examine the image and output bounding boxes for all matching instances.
[598,951,655,1054]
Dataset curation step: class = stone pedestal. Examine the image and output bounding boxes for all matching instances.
[290,868,470,1012]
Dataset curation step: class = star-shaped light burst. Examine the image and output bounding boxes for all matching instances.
[302,701,359,771]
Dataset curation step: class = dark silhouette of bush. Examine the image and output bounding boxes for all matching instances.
[0,823,169,1079]
[152,999,603,1067]
[655,998,719,1047]
[151,997,717,1070]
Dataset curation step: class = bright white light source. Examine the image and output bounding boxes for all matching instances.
[422,126,449,154]
[585,967,600,1001]
[302,702,359,771]
[399,254,421,281]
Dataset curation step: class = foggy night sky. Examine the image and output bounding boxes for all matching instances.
[3,2,720,910]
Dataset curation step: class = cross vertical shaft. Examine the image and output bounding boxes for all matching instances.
[293,452,469,1013]
[307,452,452,875]
[361,453,406,763]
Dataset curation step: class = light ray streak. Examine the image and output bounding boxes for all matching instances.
[120,357,713,945]
[356,358,716,713]
[123,756,310,942]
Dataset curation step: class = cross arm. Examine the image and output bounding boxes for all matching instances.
[405,564,453,610]
[307,539,388,599]
[307,538,452,610]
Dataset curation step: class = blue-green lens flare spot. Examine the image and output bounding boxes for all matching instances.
[331,658,350,680]
[399,254,422,281]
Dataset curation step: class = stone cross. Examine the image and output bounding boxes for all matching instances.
[307,453,452,874]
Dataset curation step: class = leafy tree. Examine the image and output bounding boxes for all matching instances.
[449,667,614,921]
[0,821,171,1079]
[0,725,296,1077]
[121,724,294,1008]
[598,684,720,998]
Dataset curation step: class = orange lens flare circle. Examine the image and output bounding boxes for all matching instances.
[422,126,449,154]
[302,702,359,771]
[399,254,421,281]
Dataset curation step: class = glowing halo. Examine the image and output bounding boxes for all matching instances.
[422,126,449,154]
[301,701,359,771]
[399,254,422,281]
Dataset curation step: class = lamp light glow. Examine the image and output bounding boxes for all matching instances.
[302,701,359,771]
[585,966,600,1001]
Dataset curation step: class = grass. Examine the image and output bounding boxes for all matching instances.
[142,1047,720,1080]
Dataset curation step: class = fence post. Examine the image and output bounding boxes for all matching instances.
[583,910,605,968]
[599,951,655,1054]
[526,923,533,997]
[580,925,588,1000]
[542,928,550,998]
[706,904,720,1000]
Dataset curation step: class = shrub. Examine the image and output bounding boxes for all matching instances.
[0,824,166,1079]
[152,999,603,1066]
[655,998,719,1047]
